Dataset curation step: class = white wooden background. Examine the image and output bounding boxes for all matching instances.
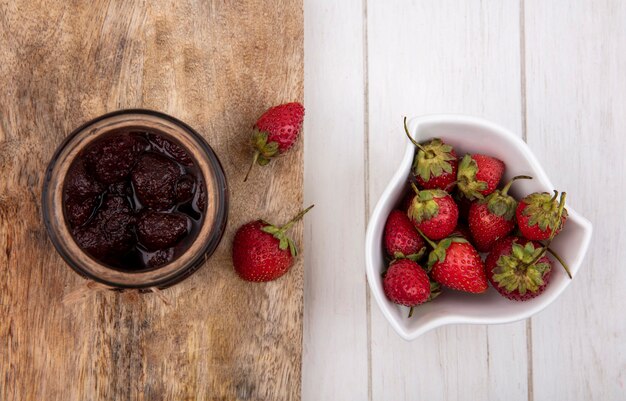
[302,1,626,400]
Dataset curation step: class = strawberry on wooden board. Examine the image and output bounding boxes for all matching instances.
[419,232,488,293]
[383,210,426,261]
[486,236,553,301]
[403,117,458,191]
[407,184,459,240]
[469,175,532,252]
[232,205,313,282]
[383,259,431,307]
[517,191,568,241]
[244,102,305,182]
[457,154,505,200]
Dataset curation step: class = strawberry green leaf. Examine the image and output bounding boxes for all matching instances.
[521,192,569,232]
[457,154,488,200]
[405,247,427,262]
[288,238,298,257]
[253,128,280,162]
[408,190,447,223]
[413,138,456,181]
[493,241,551,294]
[428,281,442,301]
[261,226,280,235]
[427,238,454,268]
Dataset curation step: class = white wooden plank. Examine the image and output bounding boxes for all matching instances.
[302,1,369,400]
[366,1,529,400]
[524,1,626,400]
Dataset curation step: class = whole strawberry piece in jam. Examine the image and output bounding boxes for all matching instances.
[486,237,553,301]
[131,153,183,210]
[83,133,148,184]
[403,118,458,191]
[244,102,305,182]
[457,154,505,200]
[517,191,568,241]
[407,184,458,241]
[469,175,532,252]
[137,212,189,251]
[420,233,488,294]
[383,259,434,316]
[232,205,313,282]
[72,196,136,260]
[383,210,426,261]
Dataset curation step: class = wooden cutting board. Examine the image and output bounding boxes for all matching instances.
[0,1,304,399]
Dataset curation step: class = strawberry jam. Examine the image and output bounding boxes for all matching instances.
[63,130,206,270]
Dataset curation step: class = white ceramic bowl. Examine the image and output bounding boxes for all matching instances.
[365,115,593,340]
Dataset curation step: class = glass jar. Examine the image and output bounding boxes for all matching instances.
[42,109,228,289]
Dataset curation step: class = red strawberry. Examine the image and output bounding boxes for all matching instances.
[517,191,568,241]
[404,118,458,190]
[486,236,553,301]
[244,102,305,181]
[457,154,505,200]
[422,235,488,293]
[407,185,458,240]
[232,205,313,282]
[469,175,532,252]
[383,259,432,309]
[383,210,426,261]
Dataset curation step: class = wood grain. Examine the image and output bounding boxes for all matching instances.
[524,1,626,400]
[0,1,304,400]
[302,1,369,401]
[303,1,626,401]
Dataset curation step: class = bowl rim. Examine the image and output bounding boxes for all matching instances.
[365,114,593,340]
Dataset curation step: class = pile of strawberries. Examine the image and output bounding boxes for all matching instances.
[382,118,570,315]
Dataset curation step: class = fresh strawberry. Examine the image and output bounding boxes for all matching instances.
[469,175,532,252]
[232,205,313,282]
[244,102,305,181]
[457,154,505,200]
[421,235,488,293]
[407,184,459,240]
[383,210,426,261]
[486,236,553,301]
[383,259,431,307]
[516,191,568,241]
[404,118,458,190]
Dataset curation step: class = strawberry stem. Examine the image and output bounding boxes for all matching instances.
[547,247,572,279]
[403,117,428,153]
[501,175,533,196]
[243,150,260,182]
[550,190,559,202]
[414,226,438,249]
[410,182,420,195]
[279,204,315,232]
[408,306,414,318]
